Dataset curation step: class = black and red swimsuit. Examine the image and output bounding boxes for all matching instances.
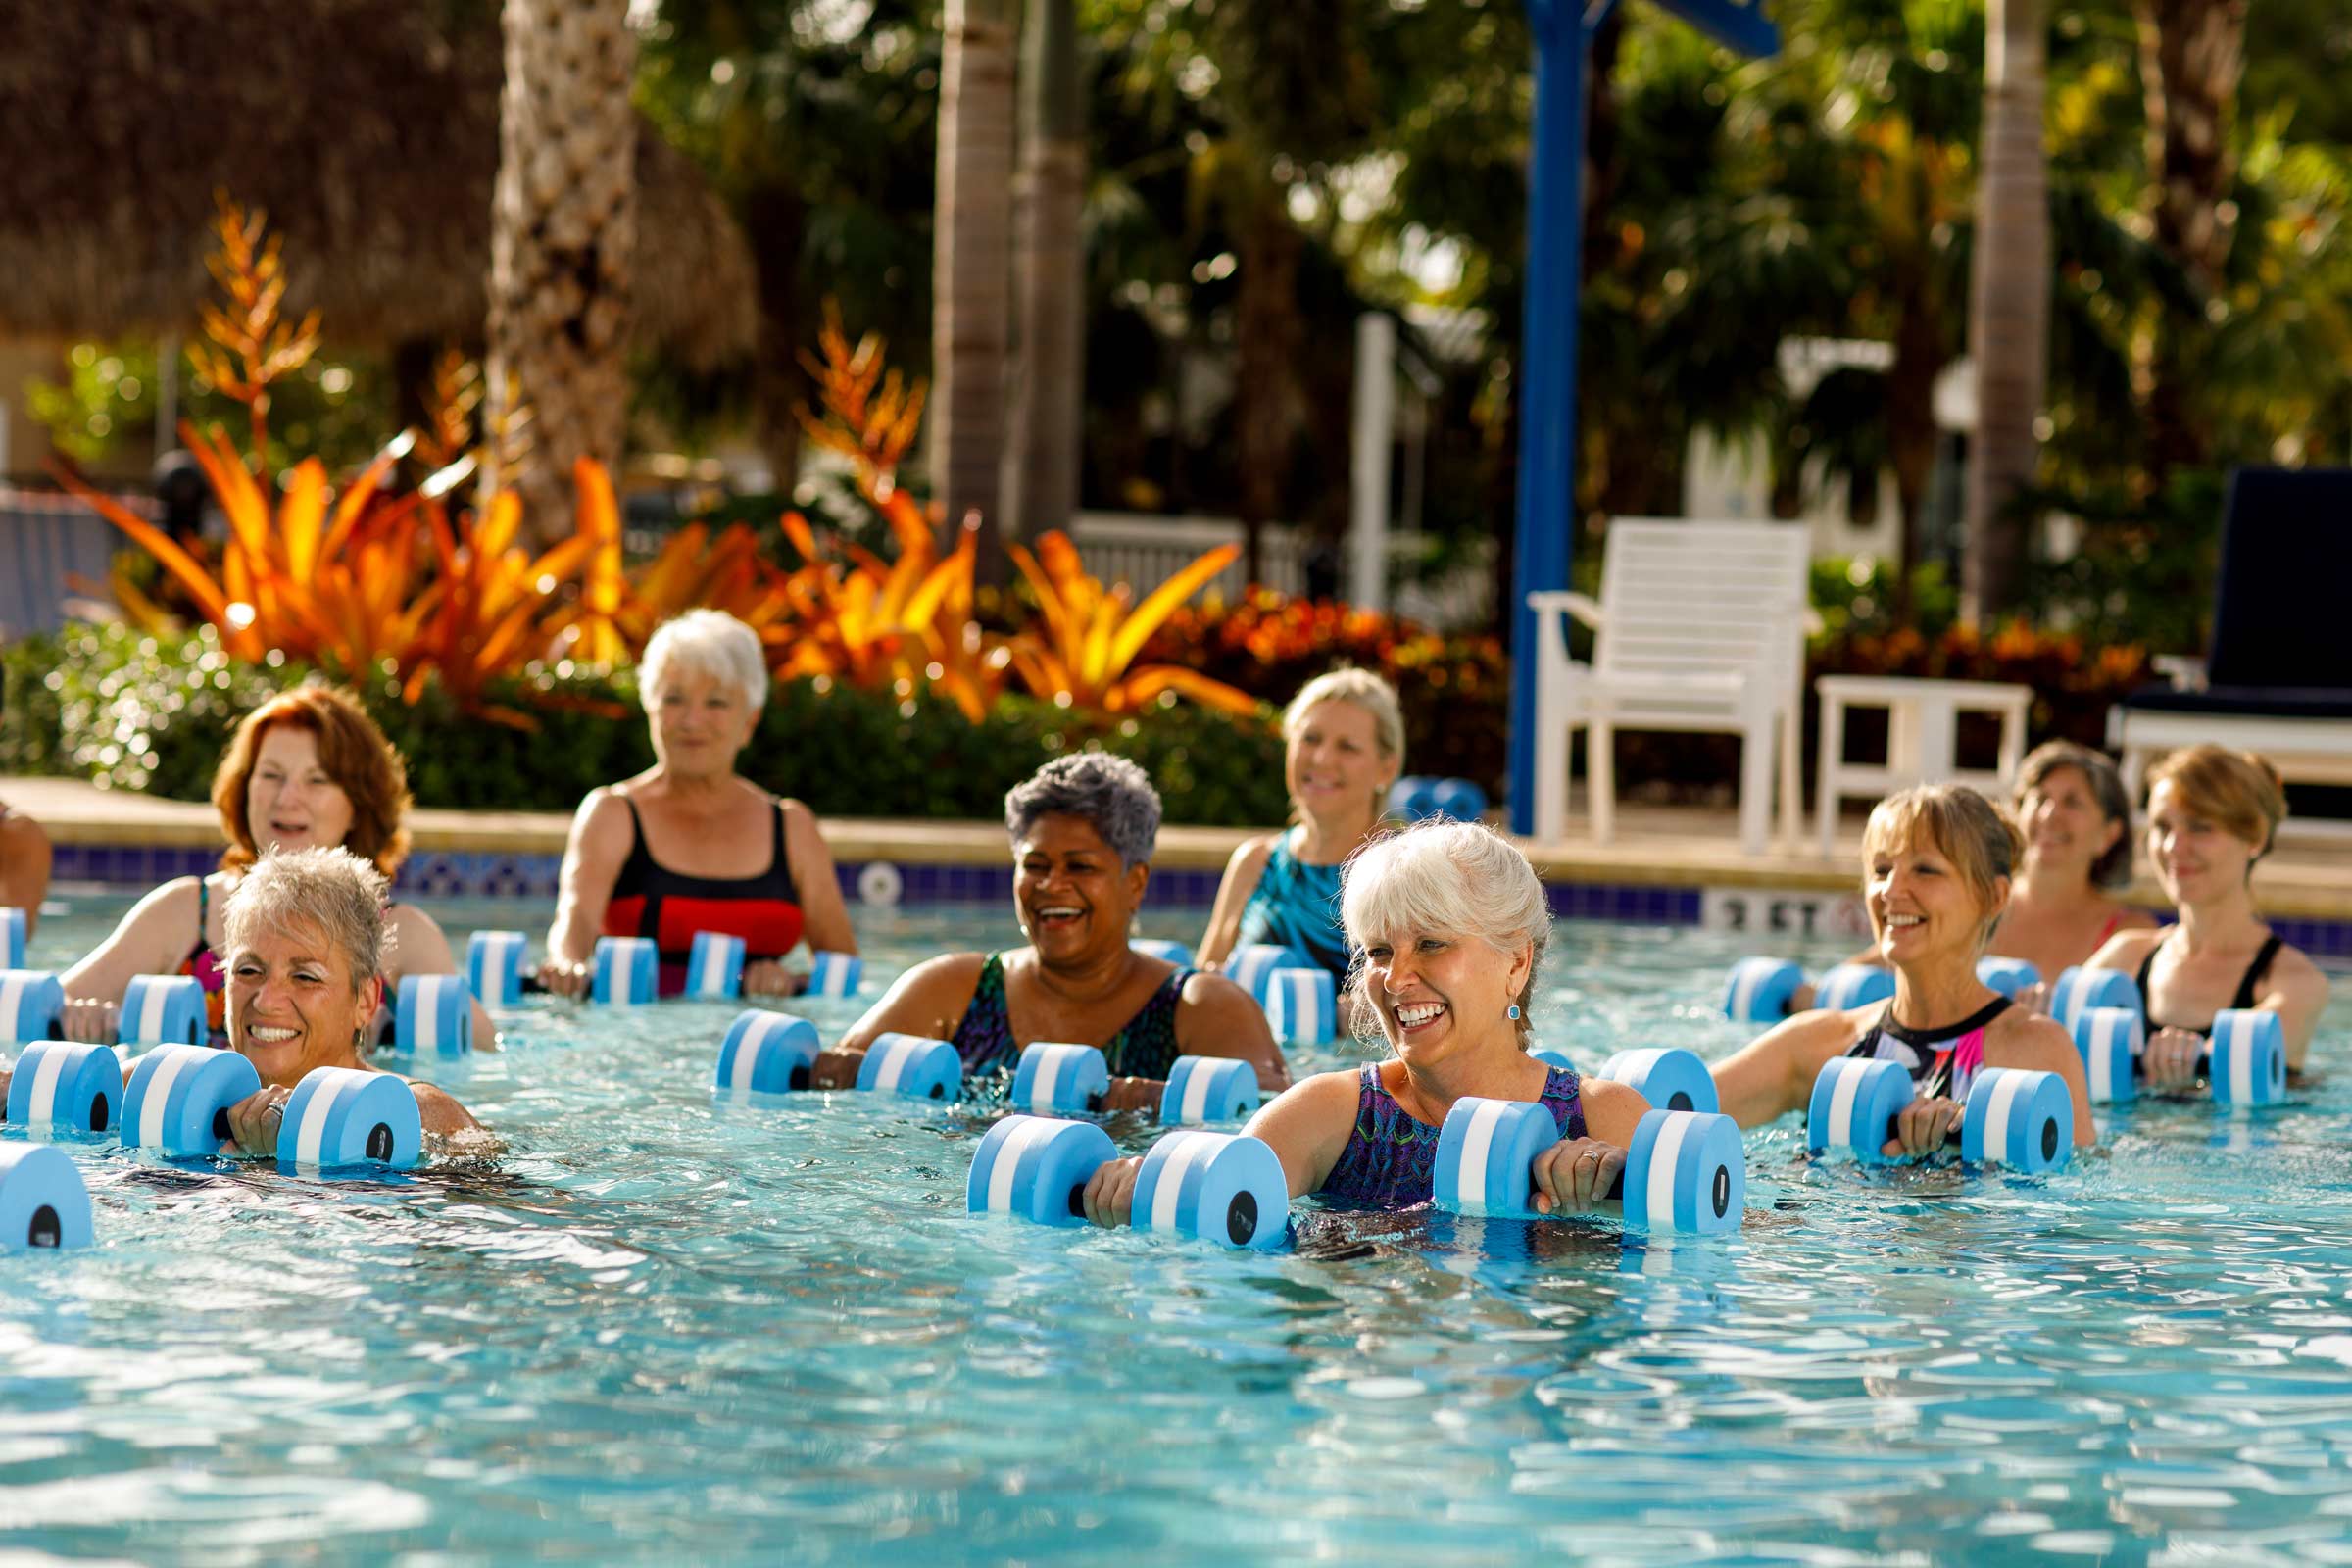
[601,797,806,997]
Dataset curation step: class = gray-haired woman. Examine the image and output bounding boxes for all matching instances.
[823,754,1289,1106]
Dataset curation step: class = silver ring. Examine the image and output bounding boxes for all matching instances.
[266,1102,285,1129]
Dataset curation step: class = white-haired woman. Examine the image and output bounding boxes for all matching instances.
[1083,819,1650,1223]
[1198,669,1404,988]
[541,610,856,999]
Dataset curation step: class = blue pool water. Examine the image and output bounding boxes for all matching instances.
[7,897,2352,1564]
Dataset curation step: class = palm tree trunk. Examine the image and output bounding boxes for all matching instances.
[1234,186,1303,586]
[484,0,638,540]
[1888,289,1947,625]
[1002,0,1086,559]
[1963,0,2049,621]
[2132,0,2247,479]
[930,0,1019,558]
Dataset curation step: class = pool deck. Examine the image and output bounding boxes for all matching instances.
[11,773,2352,921]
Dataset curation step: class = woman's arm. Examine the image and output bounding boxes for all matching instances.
[1084,1069,1361,1230]
[782,800,857,956]
[410,1081,484,1139]
[1984,1010,2098,1148]
[385,905,499,1052]
[540,790,633,995]
[1195,835,1276,969]
[1175,972,1294,1092]
[58,876,206,1041]
[0,809,53,934]
[806,954,989,1086]
[1708,1011,1857,1130]
[2259,946,2331,1068]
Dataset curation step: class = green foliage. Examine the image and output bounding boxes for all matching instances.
[26,338,391,474]
[2015,467,2229,657]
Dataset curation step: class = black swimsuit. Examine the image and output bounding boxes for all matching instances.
[1843,997,2012,1102]
[2133,932,2282,1038]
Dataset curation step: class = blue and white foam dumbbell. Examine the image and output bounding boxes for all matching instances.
[1430,778,1489,822]
[1959,1067,2076,1173]
[1976,956,2042,998]
[967,1114,1119,1226]
[1130,938,1195,967]
[1806,1056,1919,1163]
[0,970,66,1044]
[1723,958,1894,1022]
[0,907,24,970]
[0,1144,91,1251]
[1226,944,1310,1009]
[806,952,862,1000]
[592,937,659,1005]
[2073,1006,2141,1104]
[1159,1055,1260,1124]
[122,1043,263,1158]
[857,1033,964,1101]
[1433,1097,1745,1234]
[2208,1009,2288,1107]
[1814,963,1898,1012]
[2049,966,2141,1031]
[684,932,746,1001]
[1011,1042,1110,1114]
[467,930,528,1007]
[1264,966,1337,1046]
[1593,1046,1720,1114]
[117,974,207,1050]
[393,974,473,1056]
[3,1040,122,1136]
[277,1067,423,1173]
[714,1009,822,1095]
[1530,1045,1577,1073]
[1132,1129,1289,1250]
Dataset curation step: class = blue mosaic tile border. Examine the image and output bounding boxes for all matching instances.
[1546,882,1705,925]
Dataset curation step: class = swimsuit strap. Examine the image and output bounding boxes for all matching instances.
[2139,930,2285,1036]
[1877,996,2012,1050]
[948,953,1196,1084]
[2231,933,2284,1011]
[2097,910,2121,946]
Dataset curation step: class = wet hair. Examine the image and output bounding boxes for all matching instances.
[212,685,413,876]
[1004,753,1161,870]
[1341,819,1549,1044]
[640,609,769,713]
[1861,785,2024,948]
[2016,740,2135,891]
[2148,744,2287,858]
[220,845,390,996]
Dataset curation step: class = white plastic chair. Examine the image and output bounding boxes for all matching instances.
[1529,519,1811,854]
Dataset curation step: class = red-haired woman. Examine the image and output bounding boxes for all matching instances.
[59,684,494,1049]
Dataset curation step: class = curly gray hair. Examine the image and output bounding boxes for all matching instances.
[1004,753,1161,869]
[220,845,391,994]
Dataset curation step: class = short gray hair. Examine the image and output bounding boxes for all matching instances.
[1283,667,1405,763]
[1004,753,1161,869]
[221,845,390,995]
[1342,820,1550,1042]
[640,610,768,713]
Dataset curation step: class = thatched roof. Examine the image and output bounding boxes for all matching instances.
[0,0,757,368]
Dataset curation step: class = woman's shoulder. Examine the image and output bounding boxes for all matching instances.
[1222,832,1282,878]
[2267,939,2330,999]
[2085,925,2165,971]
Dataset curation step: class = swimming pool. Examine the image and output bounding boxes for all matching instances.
[7,897,2352,1564]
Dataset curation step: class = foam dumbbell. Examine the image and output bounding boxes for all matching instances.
[1225,944,1310,1009]
[1388,776,1440,821]
[1158,1054,1260,1124]
[1976,956,2042,998]
[117,974,207,1050]
[965,1115,1289,1250]
[1130,938,1195,967]
[0,970,65,1044]
[1723,958,1894,1022]
[393,974,473,1056]
[277,1067,423,1173]
[2049,966,2141,1031]
[467,930,528,1007]
[1264,966,1337,1046]
[806,952,862,999]
[3,1040,122,1135]
[856,1032,964,1101]
[684,932,745,1001]
[1530,1045,1577,1073]
[2208,1009,2287,1106]
[0,1144,91,1251]
[714,1009,823,1095]
[1814,963,1898,1011]
[592,937,658,1005]
[1806,1055,2074,1171]
[1011,1042,1112,1114]
[2072,1006,2141,1104]
[122,1042,264,1158]
[1433,1098,1744,1234]
[1429,778,1489,822]
[0,907,24,970]
[1593,1046,1720,1114]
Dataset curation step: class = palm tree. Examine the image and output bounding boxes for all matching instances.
[929,0,1019,555]
[1003,0,1086,550]
[484,0,641,535]
[1963,0,2049,620]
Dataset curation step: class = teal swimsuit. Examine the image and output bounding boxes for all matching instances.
[1235,832,1350,983]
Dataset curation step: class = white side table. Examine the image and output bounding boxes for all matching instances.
[1815,675,2034,856]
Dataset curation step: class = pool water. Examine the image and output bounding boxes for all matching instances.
[7,896,2352,1565]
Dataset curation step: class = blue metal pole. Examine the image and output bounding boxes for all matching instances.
[1505,1,1589,836]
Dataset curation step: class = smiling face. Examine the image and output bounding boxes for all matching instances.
[1867,832,2006,965]
[224,917,381,1087]
[2019,764,2121,886]
[1014,813,1148,965]
[647,666,760,778]
[1358,926,1531,1068]
[2146,778,2258,906]
[246,725,356,856]
[1286,700,1396,823]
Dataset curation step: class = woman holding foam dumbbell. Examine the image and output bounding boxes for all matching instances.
[540,611,857,1001]
[1082,819,1654,1227]
[1712,785,2095,1158]
[820,755,1286,1107]
[2073,745,2328,1088]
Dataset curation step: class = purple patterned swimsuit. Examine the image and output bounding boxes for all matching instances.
[1317,1062,1588,1210]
